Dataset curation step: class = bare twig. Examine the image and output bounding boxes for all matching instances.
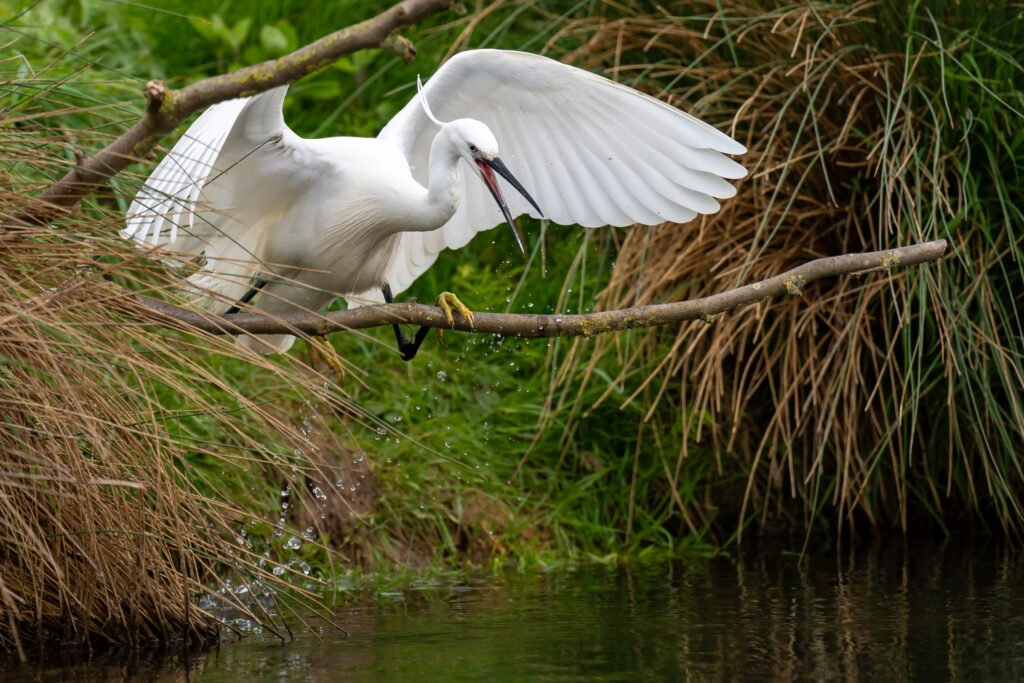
[14,0,452,226]
[130,240,948,341]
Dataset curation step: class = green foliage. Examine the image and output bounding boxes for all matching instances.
[3,0,1021,598]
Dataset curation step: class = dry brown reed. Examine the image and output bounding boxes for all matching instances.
[544,1,1023,539]
[0,74,367,657]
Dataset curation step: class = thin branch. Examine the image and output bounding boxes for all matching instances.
[15,0,452,225]
[130,240,948,341]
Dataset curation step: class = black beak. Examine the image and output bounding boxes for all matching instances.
[474,157,543,255]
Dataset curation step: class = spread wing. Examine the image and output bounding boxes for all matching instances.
[369,49,747,296]
[124,96,247,249]
[123,86,323,307]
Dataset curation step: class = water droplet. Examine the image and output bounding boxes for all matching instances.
[284,536,301,550]
[273,565,286,576]
[436,370,447,381]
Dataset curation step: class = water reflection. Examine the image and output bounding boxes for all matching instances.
[7,543,1024,681]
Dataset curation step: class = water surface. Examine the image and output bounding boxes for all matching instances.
[11,543,1024,681]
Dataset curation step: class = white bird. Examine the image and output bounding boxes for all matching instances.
[124,49,746,362]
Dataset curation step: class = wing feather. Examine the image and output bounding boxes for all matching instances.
[524,104,615,226]
[570,104,704,222]
[530,115,599,225]
[577,106,717,218]
[508,103,626,226]
[587,98,738,199]
[124,98,249,247]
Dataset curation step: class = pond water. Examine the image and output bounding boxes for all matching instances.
[10,542,1024,681]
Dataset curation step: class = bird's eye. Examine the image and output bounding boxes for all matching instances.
[469,144,478,153]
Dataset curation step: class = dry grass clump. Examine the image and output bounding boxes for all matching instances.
[546,1,1024,538]
[0,76,357,657]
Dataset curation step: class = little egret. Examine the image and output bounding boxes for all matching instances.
[124,49,747,362]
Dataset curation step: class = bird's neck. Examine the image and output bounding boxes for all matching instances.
[416,129,461,232]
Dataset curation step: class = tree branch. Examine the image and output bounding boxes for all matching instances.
[130,240,948,341]
[15,0,452,225]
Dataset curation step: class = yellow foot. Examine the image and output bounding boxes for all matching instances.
[307,335,345,383]
[436,291,474,328]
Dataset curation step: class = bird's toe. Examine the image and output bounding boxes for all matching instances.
[436,291,474,328]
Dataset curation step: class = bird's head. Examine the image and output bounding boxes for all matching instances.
[445,118,542,255]
[418,77,542,254]
[448,118,499,161]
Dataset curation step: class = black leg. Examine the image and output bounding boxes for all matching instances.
[224,278,268,315]
[383,283,430,362]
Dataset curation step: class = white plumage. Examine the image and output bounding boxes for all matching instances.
[124,49,746,355]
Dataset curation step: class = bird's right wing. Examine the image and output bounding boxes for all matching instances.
[372,49,747,296]
[124,86,327,307]
[124,96,248,249]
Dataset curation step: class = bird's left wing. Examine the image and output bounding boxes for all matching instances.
[371,49,747,296]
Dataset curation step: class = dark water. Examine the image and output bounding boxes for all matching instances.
[10,543,1024,681]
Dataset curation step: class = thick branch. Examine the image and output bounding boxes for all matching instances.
[17,0,451,225]
[132,240,948,340]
